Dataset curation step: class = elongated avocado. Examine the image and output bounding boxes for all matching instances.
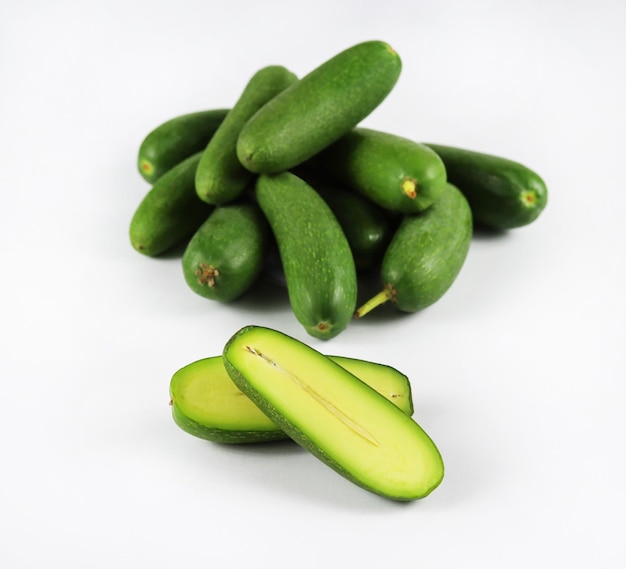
[311,128,447,213]
[182,201,270,302]
[255,172,357,340]
[195,66,297,205]
[425,144,548,229]
[356,183,472,316]
[169,353,414,444]
[237,40,401,173]
[129,153,213,256]
[138,109,229,183]
[223,325,444,501]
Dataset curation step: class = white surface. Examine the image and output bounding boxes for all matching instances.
[2,0,625,567]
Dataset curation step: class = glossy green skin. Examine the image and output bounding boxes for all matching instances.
[182,202,270,302]
[223,325,444,501]
[237,40,402,173]
[195,66,297,205]
[382,183,472,312]
[425,144,548,229]
[307,178,392,271]
[138,109,229,183]
[313,128,447,213]
[169,354,414,444]
[129,153,213,256]
[255,172,357,339]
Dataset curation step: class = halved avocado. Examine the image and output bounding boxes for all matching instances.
[222,325,444,501]
[169,353,414,444]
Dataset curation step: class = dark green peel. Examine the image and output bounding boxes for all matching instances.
[182,202,270,302]
[425,144,548,229]
[237,41,402,173]
[255,172,357,340]
[138,109,229,183]
[195,66,297,205]
[312,128,448,214]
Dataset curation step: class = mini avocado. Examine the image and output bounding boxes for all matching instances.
[195,66,297,205]
[356,183,472,316]
[237,40,402,173]
[129,153,213,257]
[182,201,270,302]
[425,144,548,229]
[311,128,447,213]
[138,109,229,183]
[255,172,357,340]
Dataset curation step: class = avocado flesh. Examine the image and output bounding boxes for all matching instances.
[171,357,278,433]
[170,354,414,444]
[223,326,444,501]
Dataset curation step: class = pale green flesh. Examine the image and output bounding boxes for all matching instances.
[170,354,414,435]
[224,326,444,499]
[171,357,277,432]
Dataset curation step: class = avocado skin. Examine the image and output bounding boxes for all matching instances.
[129,153,213,257]
[312,128,448,214]
[236,40,402,173]
[383,183,473,312]
[138,109,229,184]
[425,144,548,229]
[182,201,270,302]
[255,172,357,340]
[295,172,392,272]
[195,66,297,205]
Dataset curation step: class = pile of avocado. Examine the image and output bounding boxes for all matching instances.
[129,40,549,501]
[130,39,547,340]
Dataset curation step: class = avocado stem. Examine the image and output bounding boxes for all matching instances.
[354,287,395,318]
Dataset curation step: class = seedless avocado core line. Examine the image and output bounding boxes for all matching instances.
[243,344,381,447]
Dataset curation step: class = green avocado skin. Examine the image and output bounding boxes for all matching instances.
[255,172,357,340]
[129,153,214,257]
[312,128,448,213]
[237,40,402,173]
[138,109,229,184]
[383,183,473,312]
[182,202,270,302]
[304,177,392,272]
[195,66,297,205]
[425,144,548,229]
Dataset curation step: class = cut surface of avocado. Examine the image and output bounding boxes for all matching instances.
[223,325,444,501]
[169,353,414,444]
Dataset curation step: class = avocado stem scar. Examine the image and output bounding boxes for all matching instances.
[521,190,537,206]
[402,178,418,199]
[196,263,219,287]
[243,344,380,446]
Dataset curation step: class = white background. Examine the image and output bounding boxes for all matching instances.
[2,0,625,567]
